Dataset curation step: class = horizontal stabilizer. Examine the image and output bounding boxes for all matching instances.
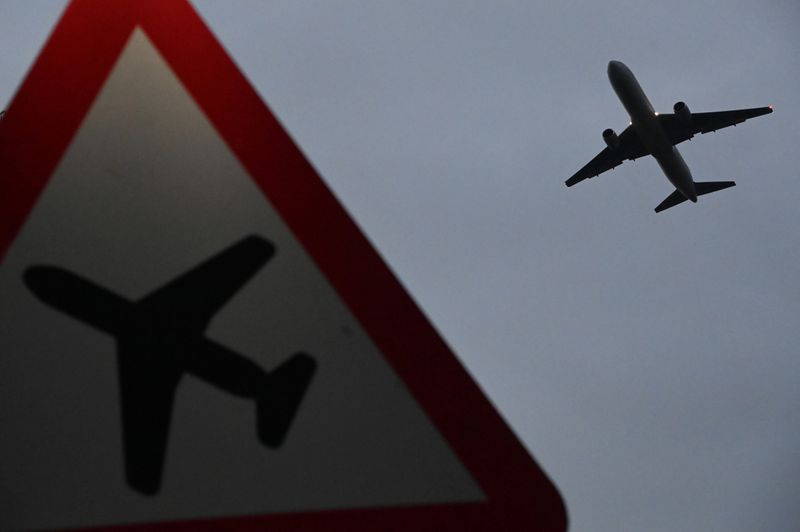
[257,353,317,447]
[655,189,689,213]
[655,181,736,213]
[695,181,736,196]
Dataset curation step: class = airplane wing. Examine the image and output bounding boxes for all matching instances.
[138,235,275,332]
[659,106,773,145]
[565,125,650,186]
[117,345,181,495]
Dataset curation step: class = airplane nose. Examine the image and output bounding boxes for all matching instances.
[23,265,58,295]
[607,60,631,87]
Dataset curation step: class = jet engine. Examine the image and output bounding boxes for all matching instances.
[673,101,692,125]
[602,128,620,150]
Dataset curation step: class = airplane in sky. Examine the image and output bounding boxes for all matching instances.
[24,235,317,495]
[566,60,773,212]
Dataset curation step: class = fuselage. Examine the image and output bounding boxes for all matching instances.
[23,265,269,399]
[607,60,696,202]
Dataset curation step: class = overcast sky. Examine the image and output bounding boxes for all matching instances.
[2,1,799,530]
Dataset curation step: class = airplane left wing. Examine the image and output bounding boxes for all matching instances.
[566,125,649,186]
[138,235,275,332]
[660,106,773,145]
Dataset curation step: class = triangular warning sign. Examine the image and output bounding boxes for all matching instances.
[0,1,566,530]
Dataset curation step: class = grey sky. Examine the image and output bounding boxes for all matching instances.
[2,1,799,530]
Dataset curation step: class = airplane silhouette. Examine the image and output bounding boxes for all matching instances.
[566,61,772,212]
[24,235,316,495]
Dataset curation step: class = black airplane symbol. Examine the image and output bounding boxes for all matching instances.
[24,235,316,496]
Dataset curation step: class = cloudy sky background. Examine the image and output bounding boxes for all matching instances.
[1,1,799,530]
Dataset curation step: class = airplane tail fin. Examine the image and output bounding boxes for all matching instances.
[655,181,736,213]
[256,353,317,447]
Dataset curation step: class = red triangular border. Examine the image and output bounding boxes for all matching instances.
[0,1,567,530]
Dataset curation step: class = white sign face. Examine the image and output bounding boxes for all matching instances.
[0,29,483,530]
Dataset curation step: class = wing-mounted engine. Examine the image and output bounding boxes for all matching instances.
[602,128,620,150]
[673,101,691,126]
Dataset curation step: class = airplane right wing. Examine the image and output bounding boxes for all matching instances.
[117,343,181,495]
[659,106,773,145]
[138,235,275,332]
[565,125,650,187]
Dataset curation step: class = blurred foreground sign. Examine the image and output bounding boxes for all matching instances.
[0,1,565,530]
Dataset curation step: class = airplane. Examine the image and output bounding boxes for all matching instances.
[566,60,773,212]
[24,235,317,495]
